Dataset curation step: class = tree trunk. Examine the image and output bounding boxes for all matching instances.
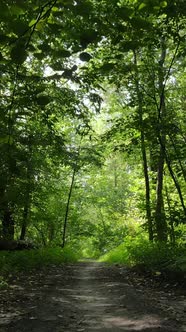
[155,139,167,241]
[133,51,153,241]
[165,186,175,244]
[154,38,167,242]
[2,207,14,240]
[20,203,29,241]
[20,151,32,240]
[164,151,186,219]
[61,167,76,248]
[169,134,186,182]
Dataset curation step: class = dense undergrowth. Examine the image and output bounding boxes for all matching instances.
[99,234,186,276]
[0,246,79,288]
[0,230,186,289]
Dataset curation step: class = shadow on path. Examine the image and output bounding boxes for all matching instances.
[0,262,185,331]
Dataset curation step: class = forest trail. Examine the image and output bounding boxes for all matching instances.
[0,262,185,332]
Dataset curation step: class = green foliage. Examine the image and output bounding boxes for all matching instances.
[0,247,79,276]
[0,0,186,272]
[10,45,28,64]
[0,276,8,289]
[99,242,130,264]
[80,238,101,259]
[100,234,186,273]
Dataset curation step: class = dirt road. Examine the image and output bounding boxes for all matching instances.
[0,262,185,331]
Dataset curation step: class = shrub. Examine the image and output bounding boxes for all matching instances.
[0,246,79,276]
[99,234,186,273]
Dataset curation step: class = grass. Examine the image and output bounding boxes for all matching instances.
[99,234,186,274]
[0,246,79,282]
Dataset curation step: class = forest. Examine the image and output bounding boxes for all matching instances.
[0,0,186,279]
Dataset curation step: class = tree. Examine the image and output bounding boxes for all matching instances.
[0,0,185,248]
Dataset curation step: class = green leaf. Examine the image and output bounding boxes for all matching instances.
[29,19,37,27]
[153,6,160,11]
[138,3,147,10]
[51,6,59,12]
[10,5,25,16]
[10,45,27,64]
[160,1,167,8]
[0,135,13,145]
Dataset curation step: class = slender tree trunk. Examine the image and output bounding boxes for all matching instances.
[155,140,167,241]
[165,186,175,244]
[169,134,186,182]
[61,167,76,248]
[20,202,30,241]
[133,51,153,241]
[142,138,154,241]
[155,38,167,242]
[20,159,32,240]
[2,206,14,240]
[164,151,186,219]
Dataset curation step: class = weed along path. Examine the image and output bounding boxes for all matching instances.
[0,262,185,332]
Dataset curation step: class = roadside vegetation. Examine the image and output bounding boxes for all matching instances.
[99,225,186,280]
[0,246,79,287]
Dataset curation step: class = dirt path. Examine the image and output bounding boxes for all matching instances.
[0,262,185,331]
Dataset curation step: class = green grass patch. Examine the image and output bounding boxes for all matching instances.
[99,235,186,273]
[0,276,8,289]
[99,242,130,265]
[0,246,79,277]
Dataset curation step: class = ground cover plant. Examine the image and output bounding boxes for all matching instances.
[0,246,79,283]
[99,230,186,280]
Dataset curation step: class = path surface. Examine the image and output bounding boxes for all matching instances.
[0,262,185,331]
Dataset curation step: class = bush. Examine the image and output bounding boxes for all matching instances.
[0,246,79,276]
[99,234,186,273]
[99,242,130,264]
[0,276,8,289]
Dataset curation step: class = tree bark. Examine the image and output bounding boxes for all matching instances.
[155,138,167,241]
[61,167,76,248]
[2,206,14,240]
[164,151,186,219]
[165,186,175,244]
[20,163,32,241]
[20,203,29,241]
[133,51,153,241]
[169,134,186,182]
[154,38,167,242]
